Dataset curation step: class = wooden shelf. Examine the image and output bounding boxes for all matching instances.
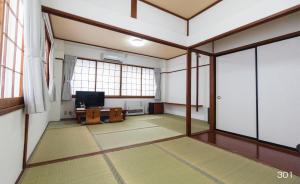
[163,102,203,108]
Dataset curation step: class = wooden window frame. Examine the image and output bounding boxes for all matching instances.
[0,0,25,116]
[44,25,51,87]
[71,57,156,98]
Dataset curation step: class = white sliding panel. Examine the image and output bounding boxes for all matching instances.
[216,49,257,138]
[257,37,300,148]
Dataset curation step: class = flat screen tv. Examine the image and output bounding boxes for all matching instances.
[75,91,105,108]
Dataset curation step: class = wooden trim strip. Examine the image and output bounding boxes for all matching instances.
[190,4,300,48]
[71,95,154,99]
[209,56,216,131]
[14,169,24,184]
[164,102,203,108]
[187,20,189,36]
[56,38,169,60]
[0,97,24,116]
[196,54,199,112]
[161,64,210,74]
[186,49,192,136]
[188,0,222,20]
[167,53,187,60]
[22,114,29,169]
[215,31,300,57]
[191,48,213,56]
[0,104,24,116]
[131,0,137,18]
[26,135,186,168]
[138,0,187,20]
[42,6,187,50]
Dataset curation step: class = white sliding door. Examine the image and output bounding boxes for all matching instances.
[257,37,300,148]
[216,49,257,138]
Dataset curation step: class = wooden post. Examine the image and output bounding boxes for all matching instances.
[209,56,216,130]
[186,50,192,136]
[23,114,29,169]
[131,0,137,18]
[196,54,200,112]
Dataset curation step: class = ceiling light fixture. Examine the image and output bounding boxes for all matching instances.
[129,37,146,47]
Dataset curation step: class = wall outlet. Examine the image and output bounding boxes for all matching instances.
[64,111,67,115]
[69,111,73,115]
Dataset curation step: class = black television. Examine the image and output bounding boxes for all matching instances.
[75,91,105,108]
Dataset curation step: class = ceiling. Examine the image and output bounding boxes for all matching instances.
[50,15,186,60]
[143,0,220,19]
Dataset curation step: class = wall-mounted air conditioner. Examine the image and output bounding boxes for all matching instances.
[101,51,127,63]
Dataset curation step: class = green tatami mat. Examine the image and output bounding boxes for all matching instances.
[28,127,100,164]
[107,145,217,184]
[156,137,300,184]
[94,126,181,150]
[19,156,118,184]
[147,114,209,134]
[126,114,163,121]
[47,120,80,129]
[88,121,158,135]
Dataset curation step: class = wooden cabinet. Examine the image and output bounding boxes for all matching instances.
[149,102,164,114]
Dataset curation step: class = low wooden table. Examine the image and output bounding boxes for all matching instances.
[75,107,127,123]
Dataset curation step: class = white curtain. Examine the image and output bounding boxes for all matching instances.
[23,0,49,114]
[43,13,56,102]
[154,68,161,101]
[61,55,77,101]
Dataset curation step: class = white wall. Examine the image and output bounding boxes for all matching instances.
[41,0,188,46]
[162,54,210,120]
[188,0,300,46]
[0,110,24,184]
[214,10,300,52]
[56,40,165,119]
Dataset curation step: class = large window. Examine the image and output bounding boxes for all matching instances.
[0,0,24,98]
[71,58,156,97]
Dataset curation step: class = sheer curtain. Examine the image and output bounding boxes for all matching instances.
[154,68,161,101]
[61,55,77,101]
[23,0,49,114]
[43,13,56,102]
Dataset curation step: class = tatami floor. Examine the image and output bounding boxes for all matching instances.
[18,114,300,184]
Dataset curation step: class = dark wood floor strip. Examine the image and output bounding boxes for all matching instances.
[192,131,300,176]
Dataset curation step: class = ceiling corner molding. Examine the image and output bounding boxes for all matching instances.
[138,0,188,21]
[188,0,222,20]
[190,4,300,48]
[41,6,188,50]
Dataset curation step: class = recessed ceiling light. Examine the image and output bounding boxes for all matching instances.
[129,37,146,47]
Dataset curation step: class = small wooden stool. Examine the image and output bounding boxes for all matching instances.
[86,108,101,125]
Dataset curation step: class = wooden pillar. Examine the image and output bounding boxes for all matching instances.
[131,0,137,18]
[209,56,216,130]
[23,114,29,169]
[186,49,192,136]
[196,54,200,112]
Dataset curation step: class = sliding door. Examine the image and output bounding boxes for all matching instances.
[257,37,300,148]
[216,49,257,138]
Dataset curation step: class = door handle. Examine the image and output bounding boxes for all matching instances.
[217,96,222,100]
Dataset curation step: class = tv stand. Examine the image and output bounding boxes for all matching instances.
[75,107,127,123]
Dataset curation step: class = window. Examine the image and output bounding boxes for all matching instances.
[122,65,141,96]
[71,59,96,94]
[142,68,156,96]
[96,62,120,96]
[71,58,156,97]
[44,27,51,86]
[0,0,24,98]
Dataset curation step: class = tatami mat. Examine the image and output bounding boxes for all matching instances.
[28,126,100,164]
[156,137,300,184]
[107,145,217,184]
[47,120,81,129]
[88,121,158,135]
[126,114,163,121]
[93,126,181,150]
[19,156,117,184]
[147,115,209,134]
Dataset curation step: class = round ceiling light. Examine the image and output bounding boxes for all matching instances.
[129,37,146,47]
